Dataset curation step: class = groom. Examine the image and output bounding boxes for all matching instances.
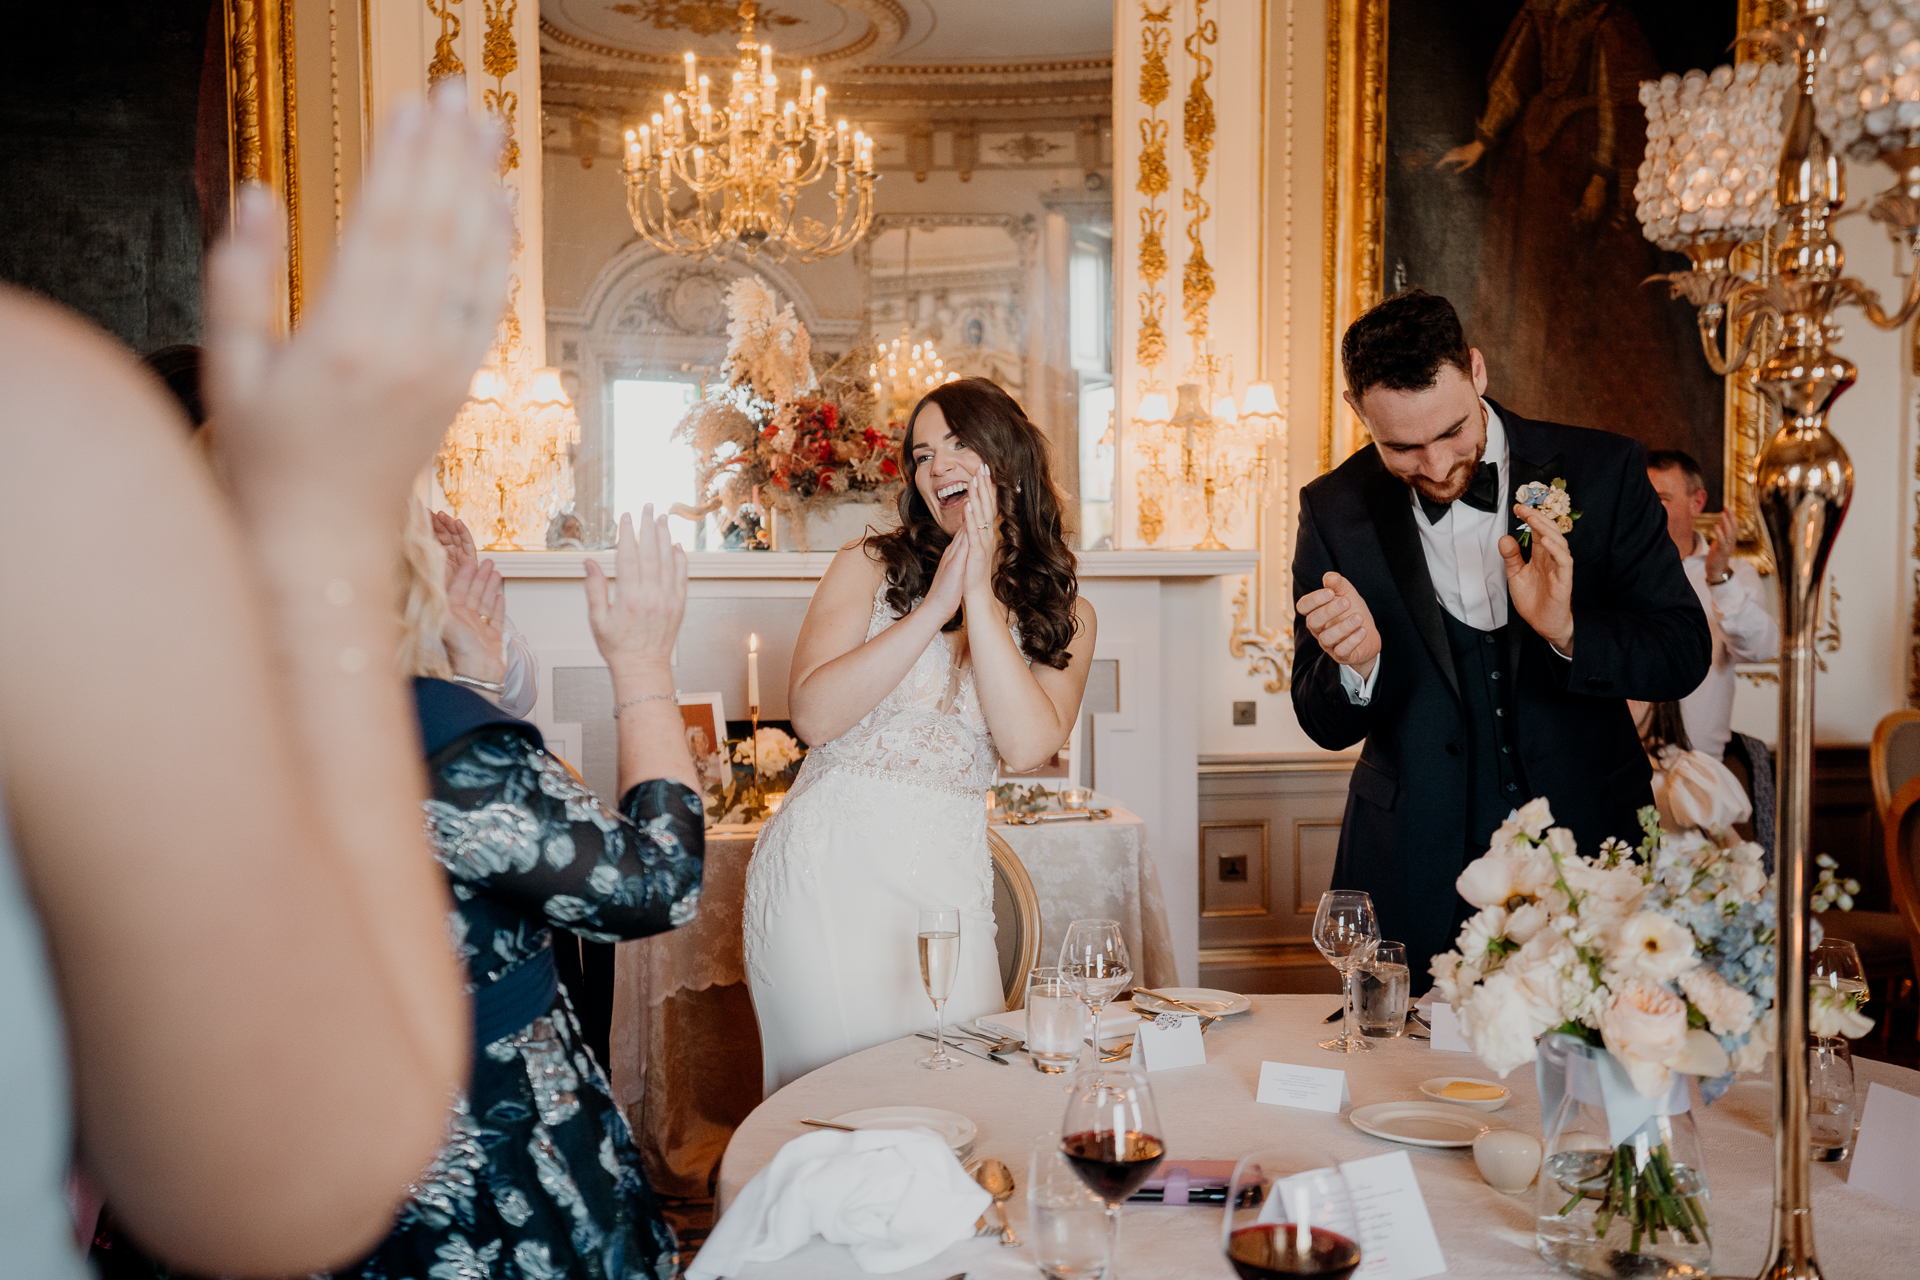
[1290,290,1710,989]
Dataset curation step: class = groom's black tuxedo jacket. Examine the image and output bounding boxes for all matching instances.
[1289,402,1711,981]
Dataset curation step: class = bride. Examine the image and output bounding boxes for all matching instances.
[745,378,1096,1092]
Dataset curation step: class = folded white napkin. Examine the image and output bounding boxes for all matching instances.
[686,1128,990,1278]
[977,1000,1138,1046]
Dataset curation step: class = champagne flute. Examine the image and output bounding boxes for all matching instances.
[1058,918,1132,1073]
[1313,891,1378,1053]
[917,906,961,1071]
[1061,1065,1164,1272]
[1222,1155,1362,1279]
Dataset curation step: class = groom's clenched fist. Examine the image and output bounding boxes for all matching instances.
[1300,572,1381,679]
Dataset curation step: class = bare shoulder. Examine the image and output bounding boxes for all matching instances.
[818,538,888,597]
[1072,594,1097,635]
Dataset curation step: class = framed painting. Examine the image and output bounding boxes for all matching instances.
[1321,0,1782,550]
[676,691,731,795]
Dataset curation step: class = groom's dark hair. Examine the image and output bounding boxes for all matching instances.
[1341,288,1472,401]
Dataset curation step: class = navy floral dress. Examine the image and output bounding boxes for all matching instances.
[336,693,705,1280]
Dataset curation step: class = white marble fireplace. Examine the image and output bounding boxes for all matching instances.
[492,548,1258,984]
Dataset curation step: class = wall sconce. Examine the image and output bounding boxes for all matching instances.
[1131,359,1283,549]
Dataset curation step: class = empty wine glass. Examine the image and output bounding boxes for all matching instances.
[1809,938,1867,1010]
[1222,1155,1362,1280]
[917,906,961,1070]
[1061,1065,1164,1273]
[1313,891,1379,1053]
[1059,918,1132,1072]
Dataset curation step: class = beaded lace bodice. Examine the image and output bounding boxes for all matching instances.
[785,581,1005,800]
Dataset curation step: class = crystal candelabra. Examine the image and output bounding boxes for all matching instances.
[1132,352,1282,550]
[1636,5,1920,1277]
[437,352,581,551]
[621,1,876,262]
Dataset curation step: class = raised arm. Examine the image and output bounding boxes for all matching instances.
[0,87,512,1275]
[1289,488,1380,751]
[786,535,970,745]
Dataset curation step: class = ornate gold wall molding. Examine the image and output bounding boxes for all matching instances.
[1180,0,1217,352]
[1317,0,1384,472]
[483,0,520,175]
[428,0,464,83]
[1134,2,1174,544]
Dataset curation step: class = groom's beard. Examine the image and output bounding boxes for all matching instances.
[1408,437,1488,507]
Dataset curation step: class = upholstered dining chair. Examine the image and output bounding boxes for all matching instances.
[987,829,1042,1011]
[1871,710,1920,822]
[1878,776,1920,1037]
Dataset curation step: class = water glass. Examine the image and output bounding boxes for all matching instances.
[1029,1134,1113,1279]
[917,906,961,1071]
[1026,966,1082,1073]
[1809,1035,1859,1161]
[1356,941,1410,1038]
[1313,891,1379,1054]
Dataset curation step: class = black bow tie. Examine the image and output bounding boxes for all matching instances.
[1417,461,1501,525]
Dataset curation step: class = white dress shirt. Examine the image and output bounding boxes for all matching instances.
[1340,402,1513,703]
[1676,533,1778,760]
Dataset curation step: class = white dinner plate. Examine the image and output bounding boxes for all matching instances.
[1131,987,1252,1017]
[829,1106,978,1158]
[1348,1101,1505,1148]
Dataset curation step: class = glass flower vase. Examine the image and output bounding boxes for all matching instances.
[1534,1035,1711,1280]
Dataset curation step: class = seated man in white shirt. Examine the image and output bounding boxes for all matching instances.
[1644,450,1779,761]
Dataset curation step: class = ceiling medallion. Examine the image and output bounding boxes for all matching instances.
[622,0,876,261]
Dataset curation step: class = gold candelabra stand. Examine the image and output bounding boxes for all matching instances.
[621,1,876,262]
[1646,6,1920,1277]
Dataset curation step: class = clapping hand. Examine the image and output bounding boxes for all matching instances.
[584,507,688,680]
[204,82,512,521]
[441,533,506,687]
[924,526,970,621]
[1703,507,1738,584]
[960,463,1002,604]
[1299,572,1382,678]
[1501,505,1576,654]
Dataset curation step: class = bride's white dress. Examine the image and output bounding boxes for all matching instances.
[745,582,1006,1094]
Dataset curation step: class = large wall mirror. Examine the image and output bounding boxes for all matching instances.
[538,0,1114,550]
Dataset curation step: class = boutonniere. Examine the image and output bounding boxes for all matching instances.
[1514,478,1580,547]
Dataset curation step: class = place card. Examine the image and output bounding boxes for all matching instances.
[1848,1081,1920,1213]
[1258,1151,1446,1280]
[1134,1012,1207,1071]
[1256,1060,1352,1112]
[1426,1001,1471,1053]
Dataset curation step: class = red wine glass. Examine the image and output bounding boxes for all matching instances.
[1222,1156,1362,1280]
[1060,1065,1164,1274]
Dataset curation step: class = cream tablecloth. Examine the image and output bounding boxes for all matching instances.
[714,994,1920,1277]
[609,808,1176,1197]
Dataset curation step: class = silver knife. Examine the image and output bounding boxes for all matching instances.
[915,1032,1009,1064]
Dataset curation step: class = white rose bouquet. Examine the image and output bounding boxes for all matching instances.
[1434,799,1776,1264]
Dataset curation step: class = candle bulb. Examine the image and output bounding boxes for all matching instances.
[760,43,772,79]
[683,52,697,92]
[836,119,850,162]
[747,633,761,711]
[783,99,797,136]
[800,66,812,104]
[812,86,827,128]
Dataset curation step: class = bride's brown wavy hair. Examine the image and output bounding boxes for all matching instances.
[866,378,1081,669]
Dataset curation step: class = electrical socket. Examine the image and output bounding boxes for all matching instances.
[1232,701,1256,726]
[1219,855,1248,883]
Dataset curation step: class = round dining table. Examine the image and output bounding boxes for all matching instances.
[713,994,1920,1278]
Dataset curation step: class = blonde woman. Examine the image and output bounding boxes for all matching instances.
[329,505,705,1279]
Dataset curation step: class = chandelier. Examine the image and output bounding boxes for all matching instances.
[869,228,958,420]
[1131,349,1281,549]
[621,1,876,261]
[437,345,581,551]
[1636,5,1920,1276]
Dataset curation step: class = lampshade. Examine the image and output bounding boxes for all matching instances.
[1171,382,1209,426]
[526,367,572,408]
[1211,392,1239,422]
[468,367,508,404]
[1136,389,1172,423]
[1240,381,1281,418]
[1813,0,1920,161]
[1634,61,1790,251]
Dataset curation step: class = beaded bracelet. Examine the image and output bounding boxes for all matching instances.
[613,691,677,720]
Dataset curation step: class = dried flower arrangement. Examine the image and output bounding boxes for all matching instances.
[673,277,901,547]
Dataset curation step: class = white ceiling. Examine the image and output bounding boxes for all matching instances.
[541,0,1112,68]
